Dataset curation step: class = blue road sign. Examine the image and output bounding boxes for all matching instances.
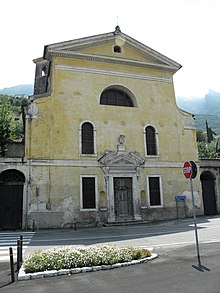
[175,196,186,202]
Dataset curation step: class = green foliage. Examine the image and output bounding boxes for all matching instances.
[196,129,206,142]
[10,120,24,141]
[23,245,152,273]
[0,95,25,156]
[206,120,214,143]
[196,122,220,158]
[197,141,220,158]
[8,96,28,107]
[0,97,13,156]
[194,114,220,135]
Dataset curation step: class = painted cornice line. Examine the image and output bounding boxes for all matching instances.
[29,159,183,168]
[55,64,172,84]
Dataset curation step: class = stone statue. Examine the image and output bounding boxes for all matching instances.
[118,135,125,145]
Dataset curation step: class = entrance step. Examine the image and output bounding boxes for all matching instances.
[103,220,150,227]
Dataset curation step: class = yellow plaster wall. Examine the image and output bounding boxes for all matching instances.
[77,41,160,63]
[25,40,200,227]
[28,58,197,163]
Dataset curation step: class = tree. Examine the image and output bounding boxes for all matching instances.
[10,120,24,141]
[0,97,13,157]
[196,129,206,142]
[205,120,216,143]
[197,141,220,158]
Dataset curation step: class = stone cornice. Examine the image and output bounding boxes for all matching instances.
[0,158,190,169]
[44,30,181,71]
[45,32,114,52]
[50,50,178,73]
[60,38,113,52]
[25,159,186,168]
[199,158,220,168]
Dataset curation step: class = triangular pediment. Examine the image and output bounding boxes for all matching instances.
[44,27,181,73]
[98,150,145,167]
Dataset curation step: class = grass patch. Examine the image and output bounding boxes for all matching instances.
[24,245,152,273]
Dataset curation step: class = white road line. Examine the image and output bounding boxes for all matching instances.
[0,232,35,262]
[151,239,220,248]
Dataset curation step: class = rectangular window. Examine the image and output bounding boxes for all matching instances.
[81,176,97,209]
[147,176,162,207]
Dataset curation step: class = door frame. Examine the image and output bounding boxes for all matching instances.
[106,172,142,222]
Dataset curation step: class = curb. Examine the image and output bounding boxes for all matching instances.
[18,253,158,281]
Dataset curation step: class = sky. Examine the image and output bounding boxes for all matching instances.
[1,0,220,99]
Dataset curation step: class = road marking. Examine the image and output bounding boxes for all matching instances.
[0,232,35,262]
[151,239,220,249]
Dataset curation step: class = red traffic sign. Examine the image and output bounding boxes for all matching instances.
[183,161,192,179]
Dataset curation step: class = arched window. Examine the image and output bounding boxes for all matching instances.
[100,88,134,107]
[145,126,158,156]
[81,122,94,154]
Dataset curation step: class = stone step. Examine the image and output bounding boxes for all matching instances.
[103,220,150,227]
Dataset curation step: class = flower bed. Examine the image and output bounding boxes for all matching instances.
[23,245,152,273]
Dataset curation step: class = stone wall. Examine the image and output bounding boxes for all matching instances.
[2,142,25,158]
[199,158,220,214]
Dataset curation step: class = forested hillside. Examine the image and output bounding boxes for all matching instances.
[176,90,220,134]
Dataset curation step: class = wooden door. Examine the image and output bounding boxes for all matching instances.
[114,177,133,220]
[0,184,23,229]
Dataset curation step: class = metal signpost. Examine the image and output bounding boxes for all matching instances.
[175,195,187,219]
[183,161,201,266]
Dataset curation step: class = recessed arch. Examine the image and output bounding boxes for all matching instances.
[79,120,97,156]
[143,124,159,156]
[100,85,137,107]
[200,171,215,180]
[0,169,25,185]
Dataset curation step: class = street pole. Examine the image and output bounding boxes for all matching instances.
[190,177,201,266]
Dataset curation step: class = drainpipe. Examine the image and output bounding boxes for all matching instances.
[25,113,32,230]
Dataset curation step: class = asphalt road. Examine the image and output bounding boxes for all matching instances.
[1,215,220,292]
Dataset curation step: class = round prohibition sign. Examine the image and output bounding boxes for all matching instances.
[183,161,192,179]
[183,161,197,179]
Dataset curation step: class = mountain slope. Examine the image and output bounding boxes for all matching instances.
[0,84,33,96]
[176,90,220,134]
[176,90,220,116]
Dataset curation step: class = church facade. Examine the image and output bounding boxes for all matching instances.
[0,27,203,229]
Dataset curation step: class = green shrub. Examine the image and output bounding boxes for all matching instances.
[24,245,152,273]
